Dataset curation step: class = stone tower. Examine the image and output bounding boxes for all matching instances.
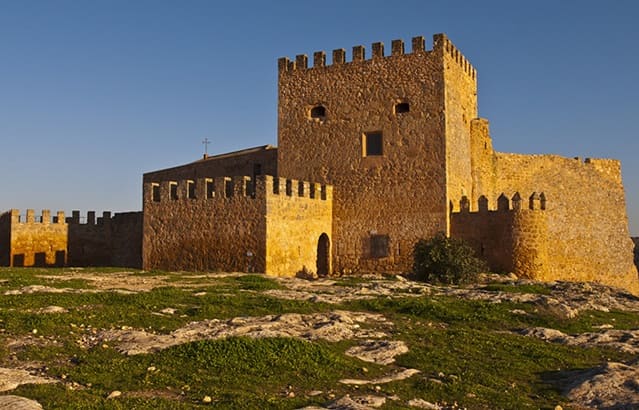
[277,34,479,273]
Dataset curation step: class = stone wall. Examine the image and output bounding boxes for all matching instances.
[462,120,639,292]
[451,194,549,279]
[67,211,143,268]
[632,237,638,269]
[111,212,143,268]
[0,209,142,268]
[441,35,478,218]
[142,175,331,276]
[143,145,277,183]
[278,35,461,273]
[265,177,333,276]
[0,210,67,267]
[0,211,12,266]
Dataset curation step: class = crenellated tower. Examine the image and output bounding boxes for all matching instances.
[277,34,479,273]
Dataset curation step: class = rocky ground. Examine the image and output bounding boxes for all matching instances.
[1,270,639,409]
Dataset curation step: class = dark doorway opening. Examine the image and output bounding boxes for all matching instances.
[316,233,330,277]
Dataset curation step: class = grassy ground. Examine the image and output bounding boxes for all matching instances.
[0,267,637,409]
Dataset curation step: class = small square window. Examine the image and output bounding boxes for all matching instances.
[370,234,390,258]
[310,105,326,120]
[395,102,410,114]
[363,132,383,157]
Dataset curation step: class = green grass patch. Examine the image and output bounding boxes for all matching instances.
[23,337,377,409]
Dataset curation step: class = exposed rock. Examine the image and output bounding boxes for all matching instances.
[0,368,57,392]
[99,311,391,355]
[345,340,408,365]
[0,395,43,410]
[36,305,68,314]
[521,327,639,354]
[564,361,639,409]
[328,395,386,409]
[339,368,421,385]
[408,399,442,409]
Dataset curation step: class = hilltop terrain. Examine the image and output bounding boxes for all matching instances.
[1,269,639,409]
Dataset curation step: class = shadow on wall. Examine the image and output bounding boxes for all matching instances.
[633,238,639,270]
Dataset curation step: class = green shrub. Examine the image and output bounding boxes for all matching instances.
[413,233,487,285]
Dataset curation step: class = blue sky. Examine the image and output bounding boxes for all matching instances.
[1,1,638,234]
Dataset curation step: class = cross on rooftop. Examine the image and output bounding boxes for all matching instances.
[202,138,211,158]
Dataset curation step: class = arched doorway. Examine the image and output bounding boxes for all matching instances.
[316,233,330,277]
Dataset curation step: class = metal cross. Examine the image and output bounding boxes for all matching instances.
[202,138,211,157]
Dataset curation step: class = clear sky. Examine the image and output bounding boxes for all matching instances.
[1,1,638,234]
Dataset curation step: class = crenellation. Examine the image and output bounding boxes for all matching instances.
[529,192,542,210]
[478,195,488,212]
[352,45,365,62]
[278,57,290,73]
[391,39,404,56]
[412,36,425,52]
[42,210,51,225]
[87,211,95,225]
[313,51,325,68]
[296,54,308,69]
[286,179,296,196]
[143,175,328,203]
[451,193,548,214]
[278,35,451,73]
[497,194,509,211]
[26,209,35,223]
[512,192,522,210]
[332,49,345,65]
[371,42,384,58]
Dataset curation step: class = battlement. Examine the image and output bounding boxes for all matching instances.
[143,175,333,204]
[278,33,476,79]
[1,209,116,225]
[451,192,547,214]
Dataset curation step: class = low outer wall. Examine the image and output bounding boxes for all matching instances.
[1,210,68,267]
[142,175,333,276]
[0,209,142,268]
[67,211,143,268]
[489,154,638,292]
[143,176,267,272]
[451,194,550,279]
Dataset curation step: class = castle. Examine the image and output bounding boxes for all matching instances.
[2,34,638,293]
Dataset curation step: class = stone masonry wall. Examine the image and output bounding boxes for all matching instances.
[143,145,277,184]
[0,209,142,268]
[477,150,638,292]
[142,175,332,276]
[265,176,332,276]
[441,35,478,218]
[67,211,143,268]
[0,211,12,266]
[278,35,457,274]
[111,212,143,268]
[143,176,267,272]
[451,194,550,279]
[1,209,68,267]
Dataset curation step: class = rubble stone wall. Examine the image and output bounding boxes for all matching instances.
[142,175,332,276]
[278,35,471,273]
[0,209,142,268]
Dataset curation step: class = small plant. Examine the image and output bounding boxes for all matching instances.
[413,233,487,285]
